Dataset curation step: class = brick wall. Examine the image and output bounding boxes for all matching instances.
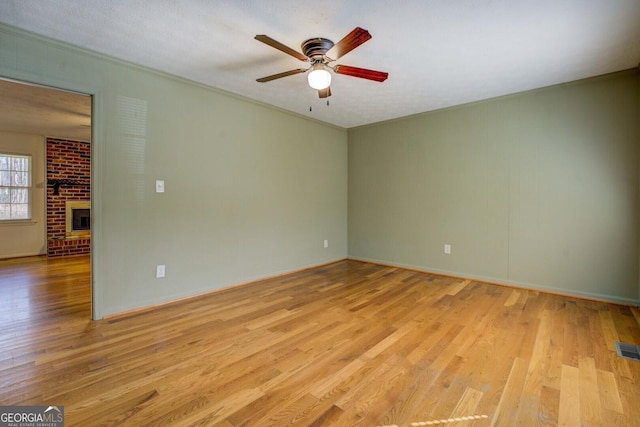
[47,138,91,257]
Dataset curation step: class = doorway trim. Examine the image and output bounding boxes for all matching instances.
[0,75,103,320]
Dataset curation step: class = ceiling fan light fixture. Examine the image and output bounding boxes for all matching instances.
[308,64,331,90]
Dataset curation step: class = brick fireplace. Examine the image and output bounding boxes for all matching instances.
[47,137,91,257]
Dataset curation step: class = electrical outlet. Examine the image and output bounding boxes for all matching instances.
[444,244,451,254]
[156,264,166,278]
[324,239,329,248]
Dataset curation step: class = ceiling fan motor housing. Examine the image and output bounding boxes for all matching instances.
[302,38,334,61]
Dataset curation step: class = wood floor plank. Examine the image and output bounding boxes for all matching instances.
[490,357,528,426]
[558,364,581,427]
[449,386,484,418]
[578,356,603,427]
[539,385,560,426]
[596,369,623,413]
[1,256,639,426]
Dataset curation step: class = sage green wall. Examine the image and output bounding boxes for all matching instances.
[349,71,640,304]
[0,25,348,318]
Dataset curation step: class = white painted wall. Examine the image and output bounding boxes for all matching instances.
[0,131,46,258]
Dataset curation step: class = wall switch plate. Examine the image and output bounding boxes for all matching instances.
[156,264,166,278]
[155,180,165,193]
[324,239,328,248]
[444,244,451,254]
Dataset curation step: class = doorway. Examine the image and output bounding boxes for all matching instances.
[0,77,93,318]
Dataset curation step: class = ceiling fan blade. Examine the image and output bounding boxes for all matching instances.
[318,87,331,98]
[256,68,307,83]
[327,27,372,60]
[255,35,308,61]
[333,65,388,82]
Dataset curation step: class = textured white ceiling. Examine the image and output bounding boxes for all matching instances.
[0,0,639,129]
[0,79,92,141]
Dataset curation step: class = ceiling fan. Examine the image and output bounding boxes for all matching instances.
[255,27,388,98]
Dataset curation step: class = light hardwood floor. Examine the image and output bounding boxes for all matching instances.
[1,255,639,426]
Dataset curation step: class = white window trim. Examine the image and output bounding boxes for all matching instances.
[0,152,32,221]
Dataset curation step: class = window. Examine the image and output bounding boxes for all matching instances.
[0,153,31,220]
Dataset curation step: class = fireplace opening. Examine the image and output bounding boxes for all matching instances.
[73,208,90,231]
[66,201,91,237]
